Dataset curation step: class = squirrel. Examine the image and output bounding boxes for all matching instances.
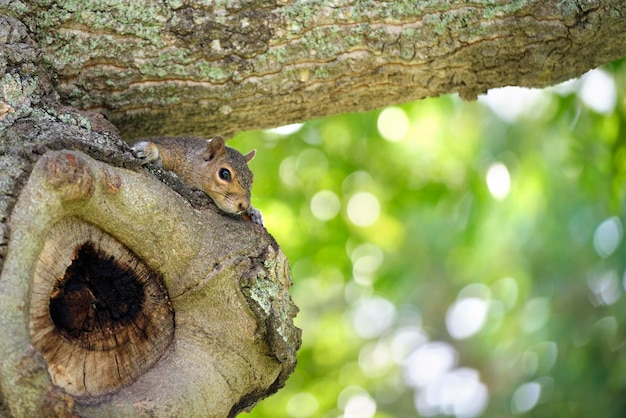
[131,136,263,225]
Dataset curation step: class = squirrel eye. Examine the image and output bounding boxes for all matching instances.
[219,168,232,181]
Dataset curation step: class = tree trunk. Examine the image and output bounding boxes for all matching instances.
[9,0,626,139]
[0,13,299,418]
[2,0,626,417]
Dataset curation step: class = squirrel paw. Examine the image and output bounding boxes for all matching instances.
[132,142,162,167]
[244,206,264,226]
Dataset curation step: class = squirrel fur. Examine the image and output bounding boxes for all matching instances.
[131,136,262,224]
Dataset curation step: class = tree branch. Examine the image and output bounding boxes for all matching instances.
[11,0,626,138]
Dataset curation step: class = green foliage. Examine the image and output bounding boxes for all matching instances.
[234,58,626,418]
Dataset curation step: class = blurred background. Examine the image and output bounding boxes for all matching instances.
[235,58,626,418]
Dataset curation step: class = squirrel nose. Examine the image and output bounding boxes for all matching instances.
[237,201,249,213]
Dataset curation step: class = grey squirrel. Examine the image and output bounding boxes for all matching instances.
[132,136,263,225]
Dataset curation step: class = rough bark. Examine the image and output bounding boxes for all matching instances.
[0,13,299,418]
[2,0,626,417]
[0,148,299,417]
[7,0,626,139]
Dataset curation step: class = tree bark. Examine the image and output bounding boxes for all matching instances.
[2,1,626,417]
[9,0,626,139]
[0,12,299,418]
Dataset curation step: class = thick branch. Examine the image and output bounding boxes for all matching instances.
[10,0,626,138]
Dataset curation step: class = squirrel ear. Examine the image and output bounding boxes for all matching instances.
[243,149,256,163]
[202,136,226,161]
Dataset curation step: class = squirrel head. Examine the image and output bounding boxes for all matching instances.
[199,136,256,215]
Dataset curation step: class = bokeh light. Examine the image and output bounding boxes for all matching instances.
[347,192,380,227]
[521,298,550,334]
[358,340,392,378]
[587,268,621,306]
[578,69,617,115]
[310,190,341,221]
[237,58,626,418]
[350,297,396,339]
[486,162,511,200]
[377,106,410,142]
[510,382,541,414]
[478,86,547,123]
[350,243,384,286]
[404,342,457,388]
[593,216,623,258]
[286,393,319,418]
[337,386,376,418]
[279,157,299,188]
[342,393,377,418]
[446,297,489,340]
[268,123,305,136]
[414,368,488,418]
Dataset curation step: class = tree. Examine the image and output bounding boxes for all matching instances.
[1,1,626,417]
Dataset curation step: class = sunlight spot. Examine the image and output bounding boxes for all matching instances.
[267,122,304,135]
[343,394,377,418]
[350,243,383,266]
[479,87,546,123]
[338,387,377,418]
[359,341,392,378]
[578,69,617,115]
[484,300,505,333]
[279,157,300,187]
[377,106,410,142]
[338,386,368,410]
[404,342,457,388]
[296,148,329,179]
[521,298,550,333]
[550,77,578,96]
[342,171,375,195]
[302,128,323,145]
[292,278,337,311]
[593,216,622,258]
[458,283,491,300]
[587,268,620,306]
[351,243,384,286]
[391,327,428,364]
[343,281,370,304]
[511,382,541,414]
[347,192,380,227]
[446,298,489,340]
[286,392,319,418]
[414,368,488,418]
[351,297,396,338]
[310,190,341,221]
[486,162,511,200]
